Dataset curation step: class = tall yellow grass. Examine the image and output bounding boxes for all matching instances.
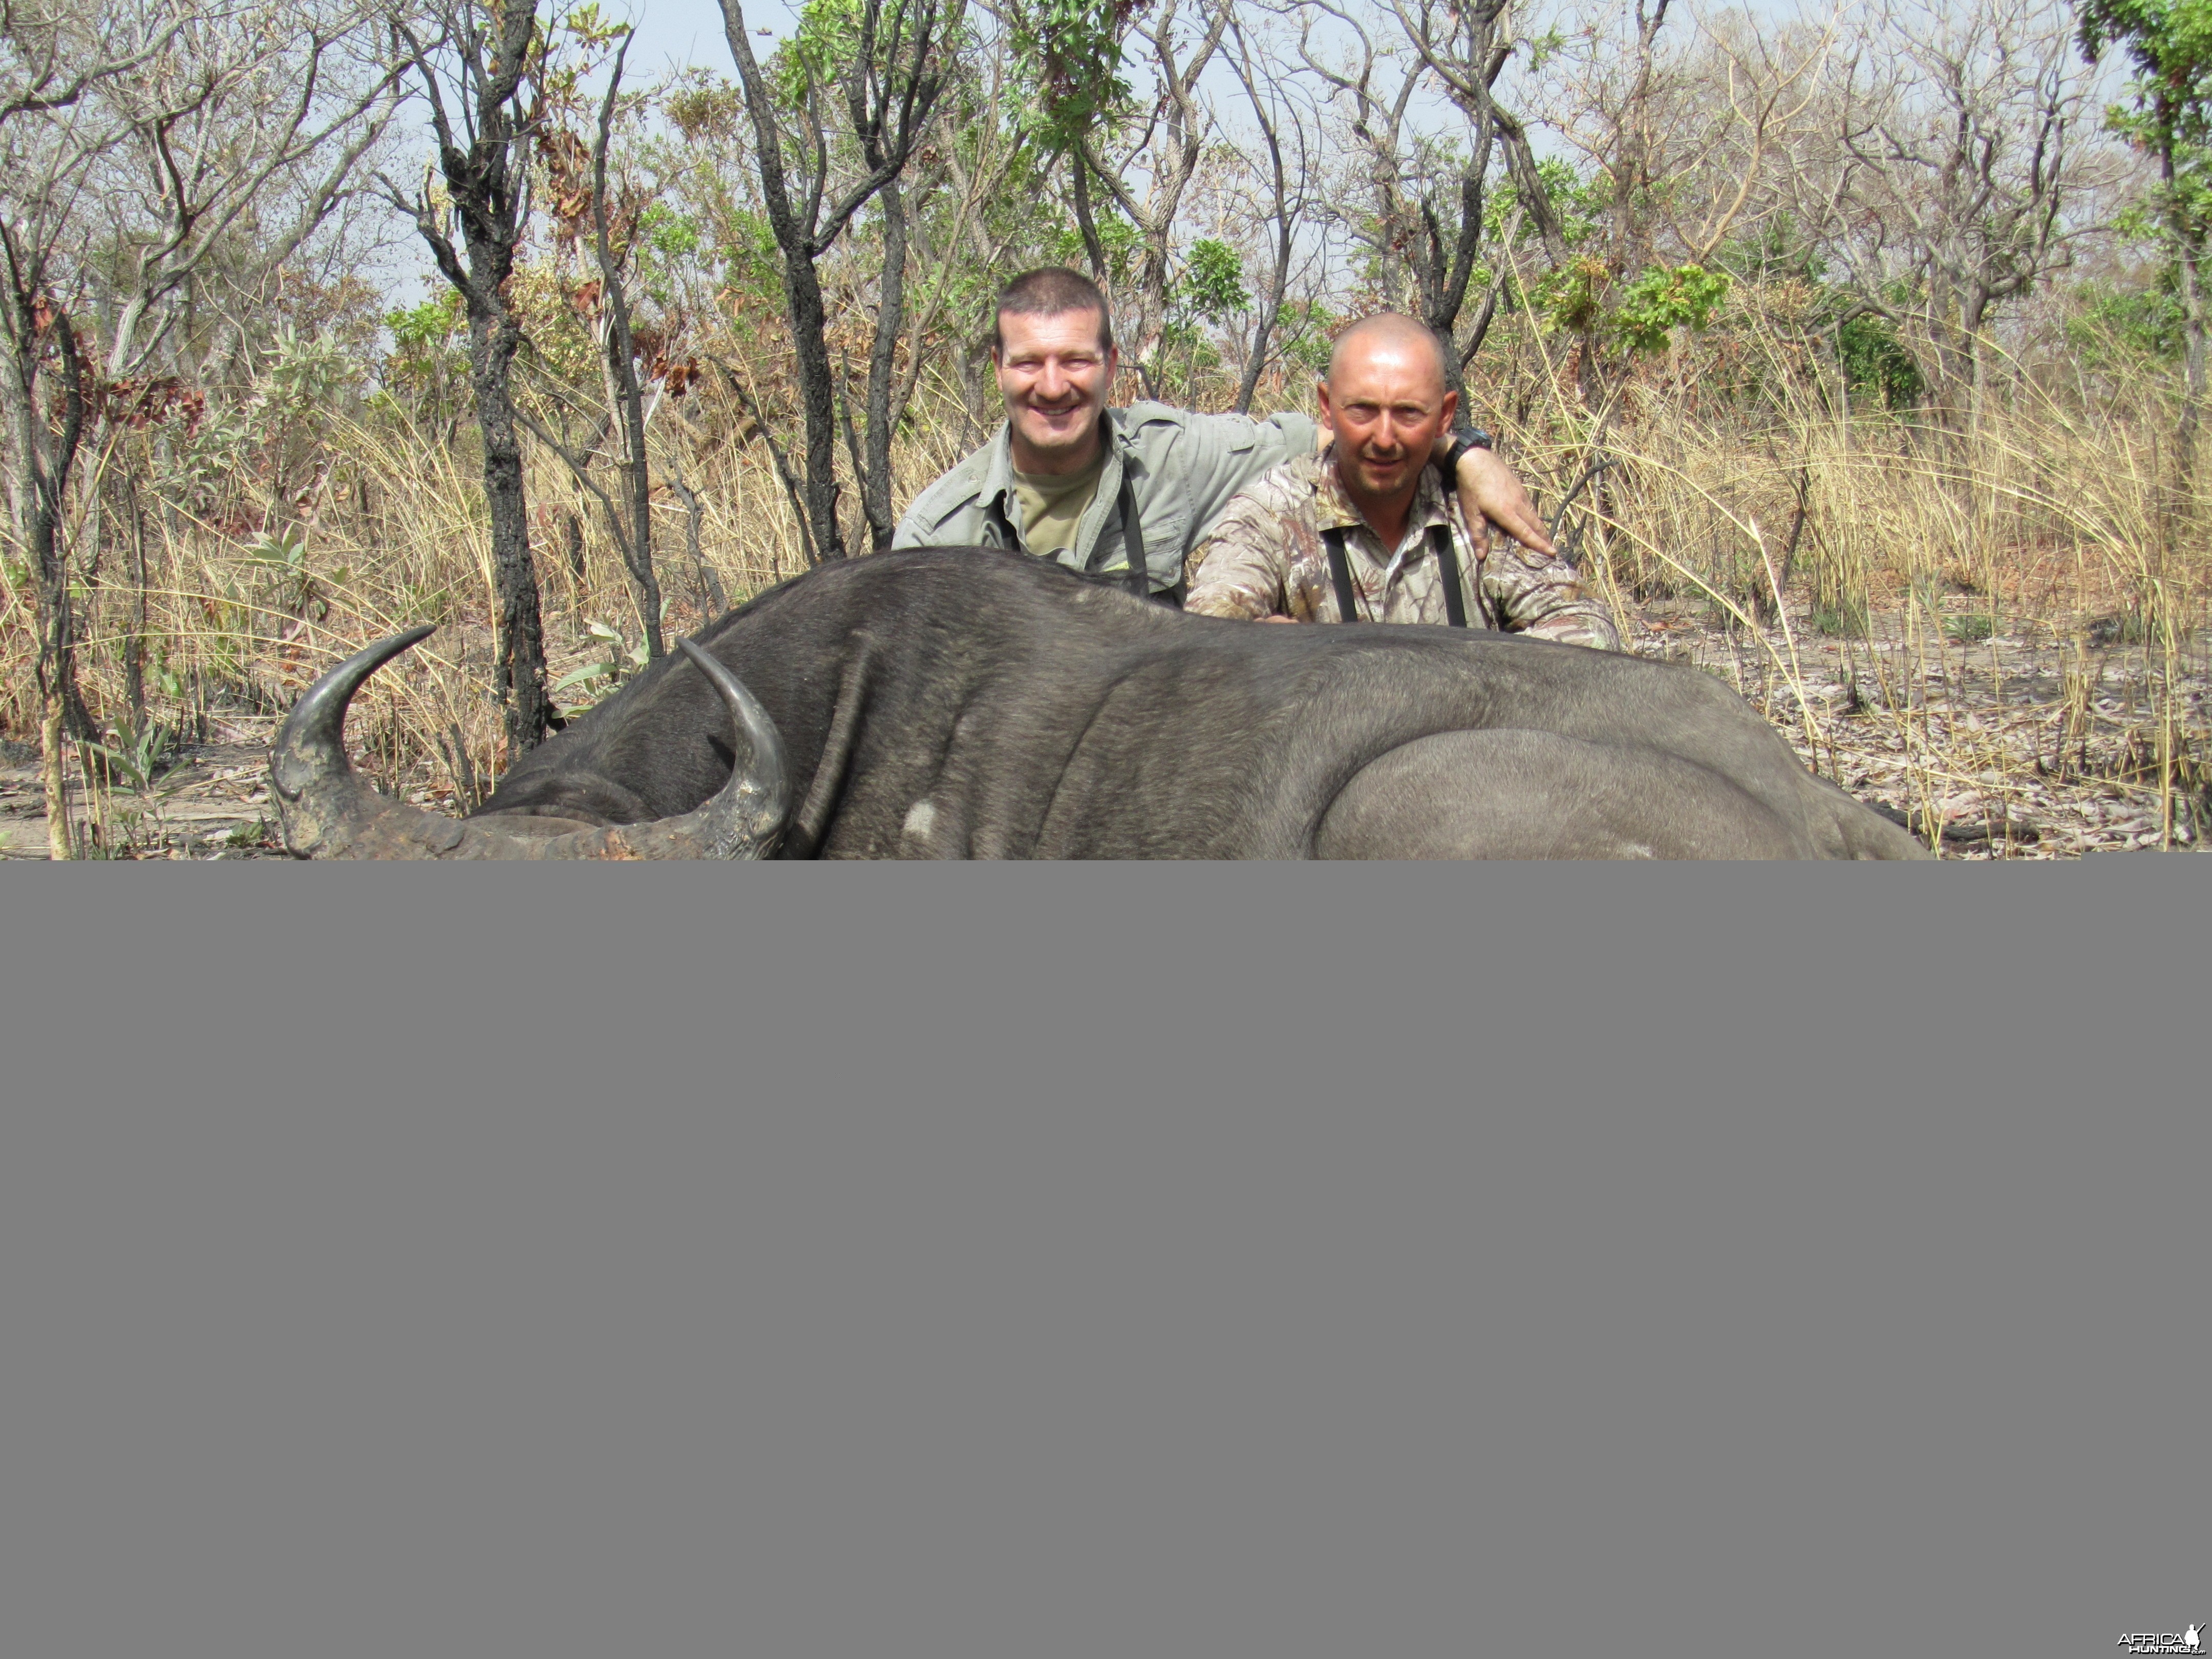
[6,322,2204,854]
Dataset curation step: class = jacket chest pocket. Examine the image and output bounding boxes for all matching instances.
[1090,472,1184,581]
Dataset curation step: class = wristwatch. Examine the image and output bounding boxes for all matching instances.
[1438,427,1494,476]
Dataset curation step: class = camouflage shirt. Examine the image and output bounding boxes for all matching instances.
[1183,449,1621,649]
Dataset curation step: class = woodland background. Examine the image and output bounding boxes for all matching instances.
[3,0,2206,857]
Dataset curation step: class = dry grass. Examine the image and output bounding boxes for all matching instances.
[1461,324,2209,853]
[4,332,2204,857]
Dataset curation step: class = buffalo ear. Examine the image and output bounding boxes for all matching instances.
[708,733,735,771]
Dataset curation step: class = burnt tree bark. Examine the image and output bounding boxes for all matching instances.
[388,0,552,755]
[853,175,907,550]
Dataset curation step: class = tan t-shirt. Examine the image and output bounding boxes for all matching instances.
[1010,446,1109,557]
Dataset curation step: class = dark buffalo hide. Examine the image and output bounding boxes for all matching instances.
[274,546,1927,860]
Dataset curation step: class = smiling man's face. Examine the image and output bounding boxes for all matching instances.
[995,307,1118,476]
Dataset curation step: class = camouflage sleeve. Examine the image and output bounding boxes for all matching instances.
[1183,490,1292,620]
[1481,538,1622,651]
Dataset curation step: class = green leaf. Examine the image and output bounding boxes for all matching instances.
[553,662,616,692]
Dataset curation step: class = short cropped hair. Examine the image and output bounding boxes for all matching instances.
[993,267,1113,355]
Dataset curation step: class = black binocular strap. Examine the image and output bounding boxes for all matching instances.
[994,472,1156,601]
[1320,523,1467,626]
[1113,474,1148,597]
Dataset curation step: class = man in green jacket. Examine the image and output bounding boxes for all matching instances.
[891,268,1558,601]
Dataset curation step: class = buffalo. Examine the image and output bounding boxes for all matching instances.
[270,545,1927,860]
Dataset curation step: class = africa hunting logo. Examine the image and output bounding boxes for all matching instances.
[2117,1626,2201,1655]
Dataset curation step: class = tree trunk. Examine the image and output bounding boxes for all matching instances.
[466,306,551,755]
[6,292,88,856]
[2170,145,2205,519]
[401,0,551,756]
[597,297,665,657]
[592,44,666,653]
[1070,158,1110,286]
[858,177,907,551]
[782,248,847,562]
[122,465,148,726]
[1418,161,1491,406]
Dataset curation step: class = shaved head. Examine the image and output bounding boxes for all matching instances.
[1328,313,1450,393]
[1316,311,1458,529]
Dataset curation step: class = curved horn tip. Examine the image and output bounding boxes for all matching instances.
[674,634,792,847]
[271,624,439,799]
[676,639,786,785]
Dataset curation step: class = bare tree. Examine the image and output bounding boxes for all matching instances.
[1224,16,1319,412]
[383,0,554,755]
[586,35,665,654]
[893,31,1040,440]
[95,2,403,387]
[1525,0,1832,409]
[1081,0,1232,395]
[717,0,952,561]
[1788,0,2109,427]
[0,0,186,856]
[1297,0,1550,400]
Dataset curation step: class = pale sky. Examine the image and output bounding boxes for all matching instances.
[621,0,798,78]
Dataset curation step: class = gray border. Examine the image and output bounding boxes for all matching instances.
[2,860,2201,1659]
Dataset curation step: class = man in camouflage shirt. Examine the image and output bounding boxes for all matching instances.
[1184,314,1620,650]
[893,270,1563,599]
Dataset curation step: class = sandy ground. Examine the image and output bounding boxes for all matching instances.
[1628,599,2207,857]
[1,719,286,860]
[5,600,2204,860]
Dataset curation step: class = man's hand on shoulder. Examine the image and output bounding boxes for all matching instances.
[1453,445,1554,556]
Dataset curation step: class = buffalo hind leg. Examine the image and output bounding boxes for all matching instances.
[1313,729,1812,860]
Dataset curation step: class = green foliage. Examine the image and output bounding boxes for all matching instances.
[85,718,182,800]
[260,324,361,411]
[2078,0,2212,150]
[560,4,630,51]
[1811,596,1871,639]
[1609,264,1732,354]
[2079,0,2212,259]
[631,202,707,307]
[776,0,864,103]
[1273,299,1336,378]
[774,0,954,108]
[2068,271,2189,361]
[1944,611,1997,643]
[388,291,464,354]
[1837,313,1925,409]
[1049,209,1141,287]
[552,618,654,716]
[1486,157,1602,249]
[642,202,702,262]
[1179,239,1247,324]
[665,75,747,143]
[1533,256,1609,335]
[1531,258,1729,352]
[247,528,308,572]
[382,290,469,427]
[1011,0,1143,153]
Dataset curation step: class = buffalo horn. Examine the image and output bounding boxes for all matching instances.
[269,627,789,860]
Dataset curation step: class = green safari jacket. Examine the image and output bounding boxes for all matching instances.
[890,401,1319,593]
